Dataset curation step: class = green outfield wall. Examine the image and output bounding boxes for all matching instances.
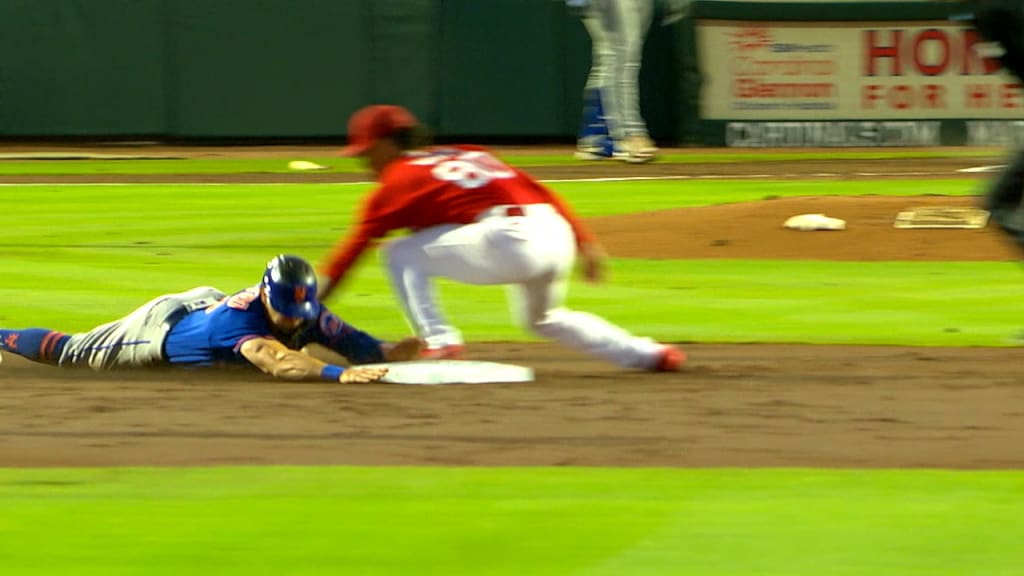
[0,1,971,144]
[0,0,682,141]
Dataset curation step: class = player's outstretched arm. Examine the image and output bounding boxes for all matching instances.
[239,337,388,383]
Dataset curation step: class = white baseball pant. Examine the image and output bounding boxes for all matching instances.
[383,204,662,369]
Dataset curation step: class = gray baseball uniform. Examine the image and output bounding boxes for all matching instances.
[59,286,225,369]
[582,0,655,141]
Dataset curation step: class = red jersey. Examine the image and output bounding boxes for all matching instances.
[321,146,596,283]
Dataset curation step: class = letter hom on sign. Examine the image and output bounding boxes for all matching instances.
[863,28,1000,77]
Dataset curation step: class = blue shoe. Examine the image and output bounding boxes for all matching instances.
[575,135,615,160]
[576,88,614,159]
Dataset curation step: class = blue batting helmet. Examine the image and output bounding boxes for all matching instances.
[261,254,321,320]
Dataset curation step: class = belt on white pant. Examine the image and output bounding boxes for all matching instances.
[476,203,555,221]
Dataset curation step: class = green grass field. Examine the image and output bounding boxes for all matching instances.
[1,150,1021,574]
[0,147,1001,175]
[0,176,1018,345]
[2,467,1021,576]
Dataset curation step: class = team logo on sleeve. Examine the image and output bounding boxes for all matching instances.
[319,311,344,337]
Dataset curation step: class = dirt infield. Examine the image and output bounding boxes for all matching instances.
[2,343,1023,469]
[1,147,1022,469]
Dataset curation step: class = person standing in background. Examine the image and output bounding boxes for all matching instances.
[952,0,1024,251]
[571,0,688,163]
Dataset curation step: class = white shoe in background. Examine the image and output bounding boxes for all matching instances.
[614,135,658,164]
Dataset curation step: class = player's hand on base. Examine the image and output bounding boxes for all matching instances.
[382,336,426,362]
[338,366,389,383]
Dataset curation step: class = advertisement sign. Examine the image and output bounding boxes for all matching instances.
[698,20,1024,145]
[724,120,942,146]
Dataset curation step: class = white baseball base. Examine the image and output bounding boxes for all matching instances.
[359,360,534,385]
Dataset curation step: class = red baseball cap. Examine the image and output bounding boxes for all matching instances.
[340,105,419,156]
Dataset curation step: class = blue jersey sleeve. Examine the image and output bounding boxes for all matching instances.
[295,307,385,365]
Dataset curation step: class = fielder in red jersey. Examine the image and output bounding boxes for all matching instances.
[319,104,683,371]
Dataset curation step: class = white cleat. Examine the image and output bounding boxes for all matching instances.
[614,135,658,164]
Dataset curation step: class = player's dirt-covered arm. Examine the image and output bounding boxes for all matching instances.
[239,337,387,383]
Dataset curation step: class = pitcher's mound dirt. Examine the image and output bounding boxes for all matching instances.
[591,195,1021,261]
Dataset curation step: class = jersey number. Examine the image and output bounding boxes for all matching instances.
[226,289,258,311]
[414,151,515,190]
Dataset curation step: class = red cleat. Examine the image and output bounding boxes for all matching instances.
[653,345,686,372]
